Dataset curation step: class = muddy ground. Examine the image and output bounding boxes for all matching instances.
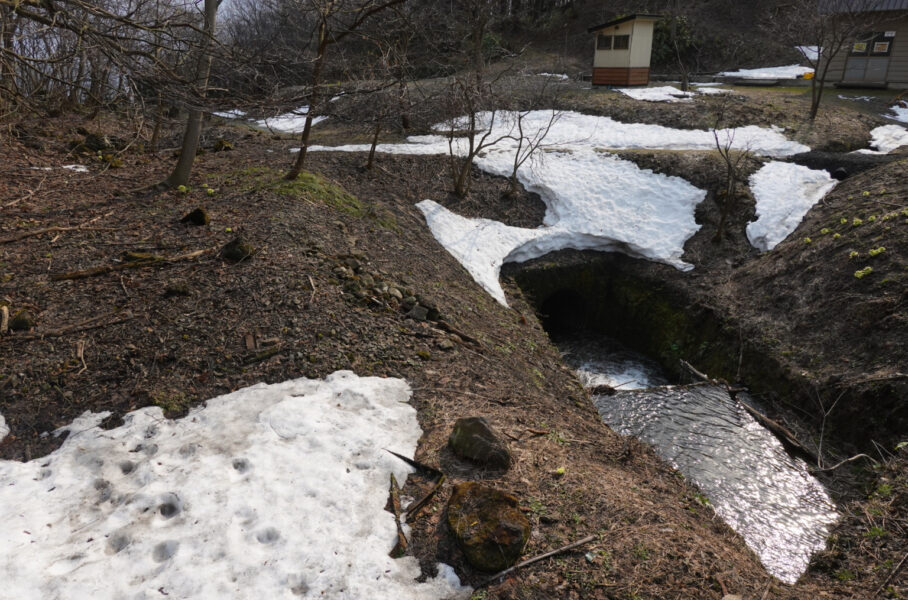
[1,83,906,599]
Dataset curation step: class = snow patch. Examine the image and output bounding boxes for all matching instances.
[62,164,89,173]
[746,162,837,251]
[796,46,820,62]
[0,413,8,443]
[0,372,468,600]
[537,72,570,80]
[719,64,814,79]
[256,106,328,133]
[213,109,246,119]
[856,124,908,154]
[310,110,809,305]
[617,86,695,103]
[887,104,908,124]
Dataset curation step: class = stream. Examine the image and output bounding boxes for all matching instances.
[558,335,838,584]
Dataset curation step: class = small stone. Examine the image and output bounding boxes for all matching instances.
[403,295,418,307]
[447,482,530,572]
[406,305,429,321]
[449,417,512,470]
[180,207,209,226]
[9,310,35,331]
[360,274,375,287]
[388,287,403,300]
[221,237,255,262]
[438,339,455,351]
[721,596,744,600]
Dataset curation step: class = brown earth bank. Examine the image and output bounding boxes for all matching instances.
[0,86,906,599]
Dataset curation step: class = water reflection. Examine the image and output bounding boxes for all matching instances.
[560,336,838,584]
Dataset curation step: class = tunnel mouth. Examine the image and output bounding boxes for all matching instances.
[537,289,589,340]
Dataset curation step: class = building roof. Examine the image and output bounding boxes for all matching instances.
[587,14,662,34]
[819,0,908,12]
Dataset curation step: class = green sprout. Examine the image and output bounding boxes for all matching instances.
[862,191,871,197]
[840,217,849,225]
[869,247,886,257]
[804,237,812,244]
[820,228,831,235]
[868,215,877,222]
[853,217,863,226]
[833,233,842,239]
[206,188,215,196]
[177,185,188,194]
[854,266,873,279]
[849,251,859,259]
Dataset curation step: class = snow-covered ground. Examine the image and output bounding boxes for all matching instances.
[719,65,814,79]
[0,372,468,600]
[889,104,908,123]
[214,106,328,133]
[537,72,570,80]
[310,110,811,305]
[747,162,838,251]
[857,124,908,154]
[617,85,731,102]
[796,46,820,62]
[0,413,8,443]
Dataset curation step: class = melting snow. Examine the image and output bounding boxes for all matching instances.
[888,104,908,124]
[796,46,820,62]
[617,86,696,103]
[62,164,89,173]
[0,371,468,600]
[213,106,328,133]
[0,413,7,442]
[310,110,810,305]
[719,65,814,79]
[537,72,570,80]
[747,162,837,251]
[856,124,908,154]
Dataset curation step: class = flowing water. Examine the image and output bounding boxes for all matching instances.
[558,336,838,584]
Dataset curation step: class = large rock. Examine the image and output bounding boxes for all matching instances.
[447,482,530,572]
[449,417,512,470]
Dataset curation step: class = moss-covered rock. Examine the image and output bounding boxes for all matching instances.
[449,417,512,470]
[221,237,256,262]
[446,482,530,572]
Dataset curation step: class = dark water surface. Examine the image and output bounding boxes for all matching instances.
[559,336,838,584]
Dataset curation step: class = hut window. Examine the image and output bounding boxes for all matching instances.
[613,35,630,50]
[597,35,613,50]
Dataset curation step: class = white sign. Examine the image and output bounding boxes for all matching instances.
[884,31,896,37]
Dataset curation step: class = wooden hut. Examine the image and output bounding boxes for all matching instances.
[588,14,661,86]
[822,1,908,88]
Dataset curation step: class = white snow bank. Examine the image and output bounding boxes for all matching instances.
[0,413,7,443]
[213,109,246,119]
[256,106,328,133]
[416,149,705,305]
[538,72,570,80]
[719,65,814,79]
[796,46,820,62]
[310,110,809,305]
[617,86,695,103]
[856,124,908,154]
[694,86,733,95]
[888,104,908,123]
[0,372,468,600]
[746,162,837,251]
[213,106,328,133]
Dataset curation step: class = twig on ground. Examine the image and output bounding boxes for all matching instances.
[4,175,47,208]
[0,306,8,335]
[308,275,317,304]
[50,247,211,281]
[873,551,908,597]
[0,211,114,244]
[14,311,135,341]
[810,453,878,473]
[75,340,88,375]
[476,534,597,588]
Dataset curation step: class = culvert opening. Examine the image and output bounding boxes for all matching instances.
[538,290,589,339]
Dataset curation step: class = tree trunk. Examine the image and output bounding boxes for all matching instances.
[163,0,219,189]
[367,122,381,170]
[285,21,328,180]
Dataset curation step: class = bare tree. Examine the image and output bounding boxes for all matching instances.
[163,0,221,188]
[282,0,407,181]
[710,95,752,243]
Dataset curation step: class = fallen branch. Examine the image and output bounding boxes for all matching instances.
[51,248,211,281]
[388,473,408,558]
[810,453,877,473]
[0,211,114,245]
[14,311,135,341]
[384,449,446,522]
[0,306,8,334]
[476,534,597,588]
[3,175,47,208]
[874,551,908,597]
